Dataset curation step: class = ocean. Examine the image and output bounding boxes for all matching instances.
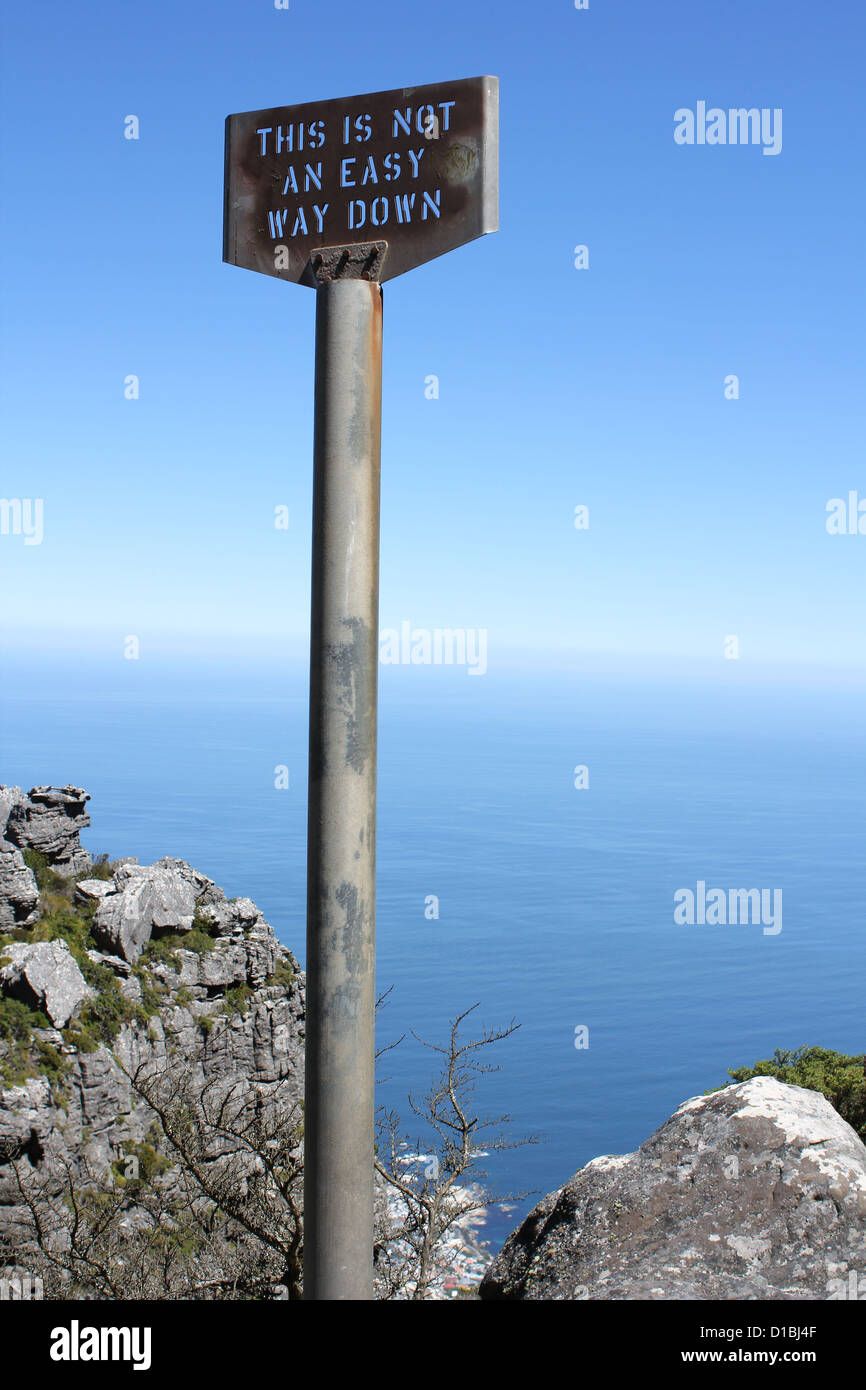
[3,659,864,1249]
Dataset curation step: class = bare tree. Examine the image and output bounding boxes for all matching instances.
[373,1003,541,1300]
[122,1058,305,1299]
[2,1144,257,1300]
[1,1060,305,1301]
[2,1003,538,1300]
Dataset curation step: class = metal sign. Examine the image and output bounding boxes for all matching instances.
[224,75,499,285]
[223,74,499,1301]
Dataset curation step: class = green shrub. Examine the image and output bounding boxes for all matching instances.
[0,996,51,1085]
[9,858,103,971]
[0,994,50,1040]
[111,1140,170,1188]
[717,1046,866,1142]
[266,959,295,989]
[34,1038,69,1088]
[142,912,219,969]
[62,977,147,1054]
[182,926,218,955]
[81,854,114,882]
[139,976,165,1017]
[130,960,166,1017]
[78,958,116,993]
[22,904,98,971]
[22,848,67,893]
[140,938,182,970]
[187,908,221,949]
[0,1055,34,1086]
[222,984,253,1016]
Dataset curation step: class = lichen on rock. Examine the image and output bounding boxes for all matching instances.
[480,1077,866,1301]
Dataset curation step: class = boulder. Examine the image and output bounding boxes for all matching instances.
[85,949,132,977]
[0,789,27,840]
[3,786,91,876]
[0,843,39,928]
[149,943,246,992]
[0,940,93,1028]
[87,858,255,964]
[112,862,197,931]
[92,878,156,963]
[153,857,215,895]
[74,879,116,903]
[480,1077,866,1301]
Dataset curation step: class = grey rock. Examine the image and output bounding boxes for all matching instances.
[0,1077,54,1168]
[0,941,94,1028]
[153,857,214,893]
[75,879,117,903]
[92,878,156,963]
[85,857,276,966]
[0,789,27,840]
[112,863,197,932]
[119,976,143,1005]
[0,843,39,928]
[0,918,303,1185]
[0,794,306,1264]
[3,786,91,876]
[480,1077,866,1301]
[86,858,238,964]
[86,949,132,977]
[197,898,244,938]
[150,942,248,991]
[196,899,282,987]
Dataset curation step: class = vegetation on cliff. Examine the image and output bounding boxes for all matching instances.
[718,1045,866,1143]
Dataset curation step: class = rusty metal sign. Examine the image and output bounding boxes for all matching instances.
[223,75,499,286]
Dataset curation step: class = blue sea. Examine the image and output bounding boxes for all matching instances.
[3,658,864,1250]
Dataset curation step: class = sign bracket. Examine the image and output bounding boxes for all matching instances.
[311,240,389,283]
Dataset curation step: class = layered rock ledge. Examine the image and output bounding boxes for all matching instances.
[0,788,304,1244]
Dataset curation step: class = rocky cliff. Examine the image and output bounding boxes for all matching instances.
[0,784,483,1300]
[0,785,92,928]
[0,785,304,1291]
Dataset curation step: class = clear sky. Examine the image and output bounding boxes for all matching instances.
[1,0,863,685]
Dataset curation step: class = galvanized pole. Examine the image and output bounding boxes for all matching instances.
[304,271,383,1301]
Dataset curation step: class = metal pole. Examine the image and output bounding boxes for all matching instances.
[304,275,383,1301]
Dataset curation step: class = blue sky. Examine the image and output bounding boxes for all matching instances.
[1,0,863,683]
